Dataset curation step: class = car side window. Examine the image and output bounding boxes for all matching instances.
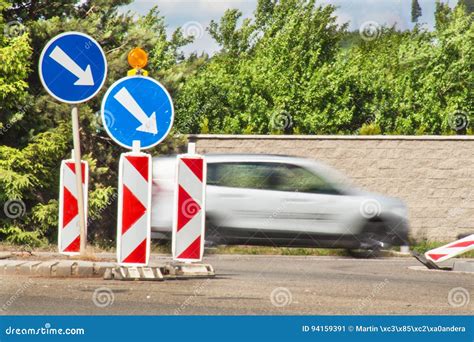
[273,165,340,195]
[207,162,273,189]
[207,162,339,195]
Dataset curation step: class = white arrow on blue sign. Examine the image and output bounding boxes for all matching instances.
[101,76,174,150]
[39,32,107,104]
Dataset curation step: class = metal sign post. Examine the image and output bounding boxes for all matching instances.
[101,49,174,267]
[39,31,107,257]
[71,106,87,255]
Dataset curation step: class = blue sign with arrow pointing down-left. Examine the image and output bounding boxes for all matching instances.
[39,32,107,104]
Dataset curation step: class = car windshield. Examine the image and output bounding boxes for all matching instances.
[304,162,354,193]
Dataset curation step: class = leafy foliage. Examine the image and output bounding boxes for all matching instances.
[175,0,473,136]
[0,0,190,245]
[411,0,422,23]
[0,0,472,246]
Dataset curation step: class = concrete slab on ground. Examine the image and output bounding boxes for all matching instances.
[453,260,474,273]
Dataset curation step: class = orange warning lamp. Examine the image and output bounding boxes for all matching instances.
[127,48,148,69]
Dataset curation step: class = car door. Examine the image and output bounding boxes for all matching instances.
[274,164,361,236]
[206,162,288,243]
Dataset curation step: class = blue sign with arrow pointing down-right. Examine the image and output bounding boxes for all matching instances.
[101,76,174,150]
[39,32,107,104]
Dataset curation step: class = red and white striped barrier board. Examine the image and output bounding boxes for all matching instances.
[58,160,88,255]
[425,234,474,263]
[117,152,151,266]
[172,155,207,262]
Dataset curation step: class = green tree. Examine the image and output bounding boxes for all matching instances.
[458,0,474,14]
[1,0,190,246]
[176,0,345,134]
[1,0,472,247]
[411,0,422,23]
[176,0,472,136]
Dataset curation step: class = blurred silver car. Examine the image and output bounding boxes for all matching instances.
[151,154,409,256]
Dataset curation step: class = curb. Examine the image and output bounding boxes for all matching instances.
[0,259,217,280]
[0,259,115,278]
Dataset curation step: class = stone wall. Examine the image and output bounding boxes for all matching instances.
[189,134,474,241]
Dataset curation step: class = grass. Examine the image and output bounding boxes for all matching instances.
[1,240,473,258]
[207,245,349,256]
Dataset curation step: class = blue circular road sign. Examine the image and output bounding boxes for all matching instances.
[101,76,174,150]
[39,32,107,104]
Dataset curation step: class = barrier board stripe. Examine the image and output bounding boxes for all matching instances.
[176,211,203,257]
[121,214,148,261]
[123,157,149,206]
[425,234,474,263]
[172,154,206,262]
[178,160,203,204]
[181,158,203,182]
[58,160,88,255]
[117,152,151,266]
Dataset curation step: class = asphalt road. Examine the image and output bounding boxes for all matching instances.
[0,255,472,315]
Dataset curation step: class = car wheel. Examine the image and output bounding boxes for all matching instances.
[348,220,388,258]
[347,248,382,258]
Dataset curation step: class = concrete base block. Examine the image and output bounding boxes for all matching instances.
[105,266,164,281]
[164,262,215,278]
[93,262,116,277]
[0,260,21,275]
[55,261,76,277]
[139,267,155,279]
[112,266,129,280]
[127,267,141,279]
[453,260,474,273]
[5,261,28,275]
[72,261,94,277]
[36,261,60,277]
[18,261,42,275]
[103,268,113,280]
[153,267,164,280]
[0,259,112,278]
[0,260,14,275]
